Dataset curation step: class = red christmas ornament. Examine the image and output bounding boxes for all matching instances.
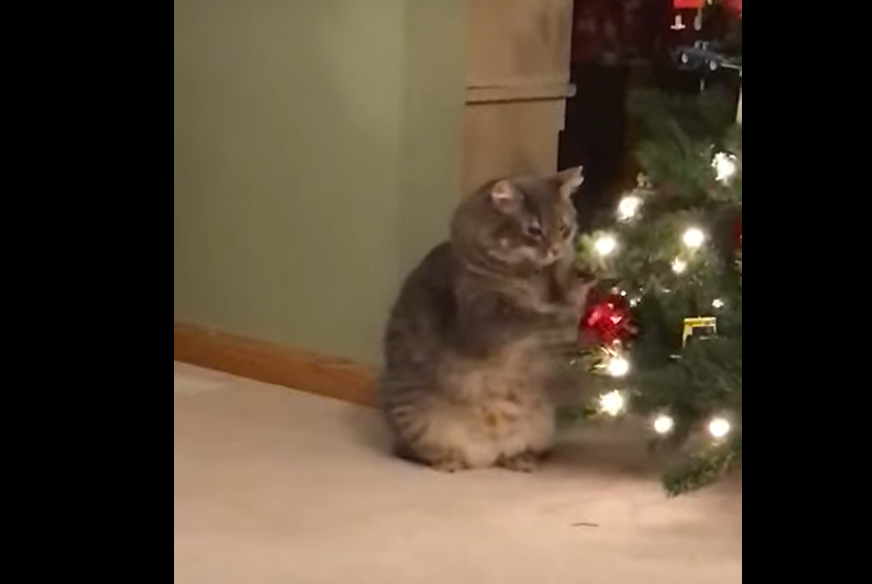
[579,292,635,346]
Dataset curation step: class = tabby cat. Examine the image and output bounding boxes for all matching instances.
[379,167,593,472]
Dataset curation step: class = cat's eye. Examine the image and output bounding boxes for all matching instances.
[560,223,572,237]
[526,224,544,238]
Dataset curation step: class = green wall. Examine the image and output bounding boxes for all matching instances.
[174,0,464,365]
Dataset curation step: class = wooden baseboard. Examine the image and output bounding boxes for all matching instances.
[173,321,377,407]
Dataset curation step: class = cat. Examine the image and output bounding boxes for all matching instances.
[378,167,595,473]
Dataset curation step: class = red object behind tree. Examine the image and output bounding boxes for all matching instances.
[673,0,741,13]
[735,217,742,250]
[726,0,742,13]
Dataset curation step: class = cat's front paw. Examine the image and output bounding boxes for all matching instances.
[566,275,598,313]
[498,452,541,473]
[431,457,469,473]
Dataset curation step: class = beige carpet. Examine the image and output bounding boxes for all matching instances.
[174,361,741,584]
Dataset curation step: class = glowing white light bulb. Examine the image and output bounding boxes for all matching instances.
[708,417,731,439]
[712,152,738,184]
[712,298,725,309]
[629,297,640,307]
[682,227,705,249]
[617,195,642,221]
[672,258,687,274]
[598,390,626,416]
[653,414,674,435]
[594,234,617,256]
[605,355,630,377]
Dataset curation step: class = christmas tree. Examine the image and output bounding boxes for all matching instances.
[568,1,742,496]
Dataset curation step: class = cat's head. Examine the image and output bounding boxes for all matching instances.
[451,167,584,272]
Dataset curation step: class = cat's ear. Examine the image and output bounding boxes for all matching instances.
[489,180,521,213]
[556,166,584,199]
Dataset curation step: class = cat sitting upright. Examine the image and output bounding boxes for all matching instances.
[379,167,594,473]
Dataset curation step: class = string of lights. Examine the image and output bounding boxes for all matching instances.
[582,150,739,448]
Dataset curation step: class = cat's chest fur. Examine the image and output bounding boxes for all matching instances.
[444,339,550,416]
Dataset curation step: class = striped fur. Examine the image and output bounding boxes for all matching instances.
[379,169,591,472]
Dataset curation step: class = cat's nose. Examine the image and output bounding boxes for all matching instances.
[548,245,561,258]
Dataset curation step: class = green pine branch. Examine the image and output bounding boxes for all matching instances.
[662,434,741,497]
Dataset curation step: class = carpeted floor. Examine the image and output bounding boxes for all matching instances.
[174,361,741,584]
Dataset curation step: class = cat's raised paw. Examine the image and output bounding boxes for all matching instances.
[498,452,540,473]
